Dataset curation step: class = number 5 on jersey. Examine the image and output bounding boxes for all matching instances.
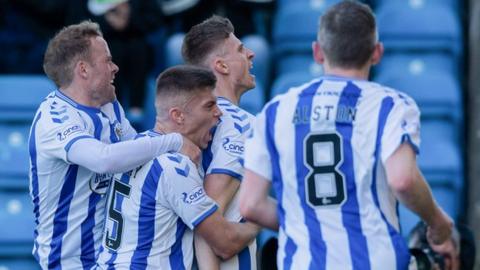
[105,179,131,251]
[304,133,346,208]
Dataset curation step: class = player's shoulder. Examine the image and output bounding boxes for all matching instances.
[355,80,408,98]
[156,152,196,179]
[36,91,86,128]
[217,97,254,120]
[215,97,254,136]
[354,80,418,108]
[37,90,64,113]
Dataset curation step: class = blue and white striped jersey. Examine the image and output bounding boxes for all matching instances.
[28,90,136,269]
[97,130,218,270]
[202,97,257,270]
[244,76,421,270]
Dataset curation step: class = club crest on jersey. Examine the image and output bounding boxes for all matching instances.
[112,120,122,141]
[222,138,244,156]
[182,187,206,205]
[56,124,82,141]
[90,173,112,194]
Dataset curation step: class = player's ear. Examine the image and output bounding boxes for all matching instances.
[370,42,384,66]
[75,60,89,79]
[312,41,325,64]
[213,58,229,75]
[169,107,184,125]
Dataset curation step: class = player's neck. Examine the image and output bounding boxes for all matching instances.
[153,120,176,135]
[214,79,240,105]
[323,66,371,81]
[61,84,103,108]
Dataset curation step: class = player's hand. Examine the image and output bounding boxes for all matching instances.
[426,210,459,270]
[244,221,261,237]
[427,208,452,245]
[180,136,201,165]
[429,237,460,270]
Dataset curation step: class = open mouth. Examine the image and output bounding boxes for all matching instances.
[249,63,255,78]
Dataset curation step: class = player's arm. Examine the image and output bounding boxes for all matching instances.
[194,210,259,260]
[239,169,279,230]
[381,96,454,241]
[385,143,458,268]
[204,174,239,214]
[204,126,245,213]
[239,103,278,230]
[195,175,254,269]
[194,233,220,270]
[193,119,256,267]
[67,134,199,174]
[166,157,256,263]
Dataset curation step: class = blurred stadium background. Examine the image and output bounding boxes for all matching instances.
[0,0,478,269]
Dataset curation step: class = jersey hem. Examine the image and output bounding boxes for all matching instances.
[208,169,243,181]
[64,135,95,153]
[191,204,218,228]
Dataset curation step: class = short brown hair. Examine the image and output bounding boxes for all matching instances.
[182,15,234,66]
[319,1,377,69]
[155,65,217,118]
[43,20,102,88]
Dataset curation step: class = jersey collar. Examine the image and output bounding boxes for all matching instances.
[321,74,368,82]
[217,96,233,104]
[55,90,102,114]
[146,129,164,137]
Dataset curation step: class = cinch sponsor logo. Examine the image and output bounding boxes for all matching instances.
[182,187,205,205]
[57,125,82,141]
[222,138,244,156]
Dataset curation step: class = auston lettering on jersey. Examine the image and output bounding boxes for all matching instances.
[292,104,357,125]
[336,104,356,123]
[182,187,207,205]
[56,124,82,141]
[222,137,244,156]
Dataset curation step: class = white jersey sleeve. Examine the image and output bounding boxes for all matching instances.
[244,104,273,181]
[380,93,421,163]
[206,120,245,180]
[204,98,255,181]
[38,105,94,163]
[162,153,218,230]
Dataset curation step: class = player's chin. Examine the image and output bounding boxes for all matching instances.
[248,74,256,89]
[198,140,209,150]
[245,82,256,92]
[107,92,116,103]
[200,132,213,149]
[99,92,116,105]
